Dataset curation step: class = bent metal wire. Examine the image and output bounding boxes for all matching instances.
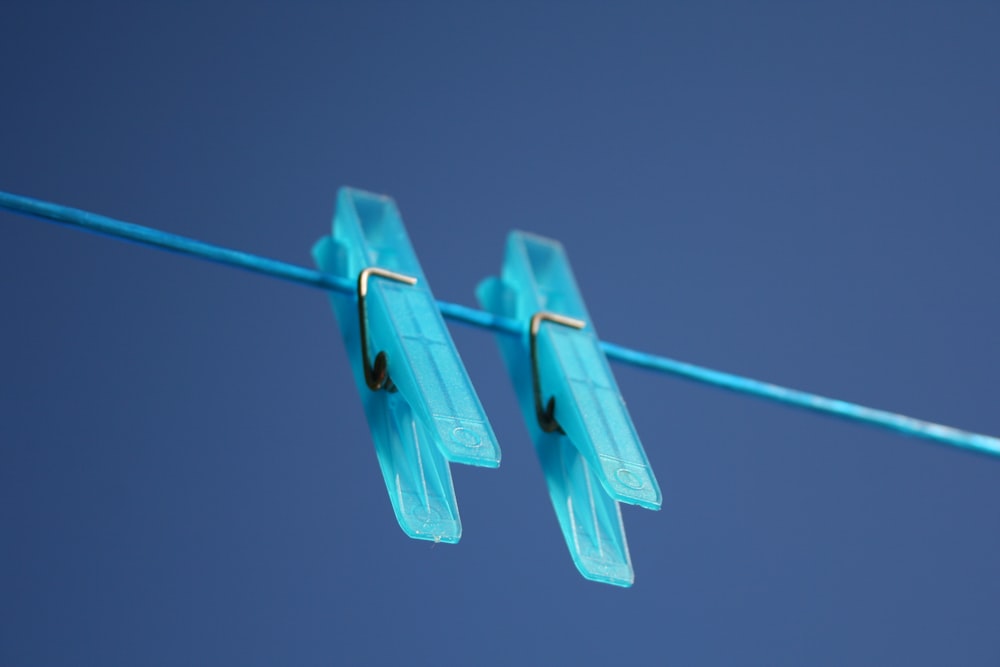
[356,267,418,392]
[530,311,587,434]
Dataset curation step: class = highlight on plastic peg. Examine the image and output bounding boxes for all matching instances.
[312,187,501,543]
[477,231,662,586]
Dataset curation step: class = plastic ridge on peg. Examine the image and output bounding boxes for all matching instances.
[312,188,501,544]
[477,231,662,586]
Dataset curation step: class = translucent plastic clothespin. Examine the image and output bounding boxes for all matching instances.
[312,188,501,543]
[477,231,661,586]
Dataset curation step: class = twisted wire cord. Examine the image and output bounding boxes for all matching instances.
[2,189,998,458]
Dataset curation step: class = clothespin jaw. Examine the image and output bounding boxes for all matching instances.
[477,231,661,586]
[313,187,500,544]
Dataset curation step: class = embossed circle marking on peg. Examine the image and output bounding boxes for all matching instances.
[615,467,646,490]
[450,427,483,447]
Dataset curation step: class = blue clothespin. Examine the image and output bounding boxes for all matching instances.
[477,231,662,586]
[312,187,501,543]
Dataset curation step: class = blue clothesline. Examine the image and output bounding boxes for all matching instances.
[2,189,998,459]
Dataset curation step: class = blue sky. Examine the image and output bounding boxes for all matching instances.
[2,2,999,665]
